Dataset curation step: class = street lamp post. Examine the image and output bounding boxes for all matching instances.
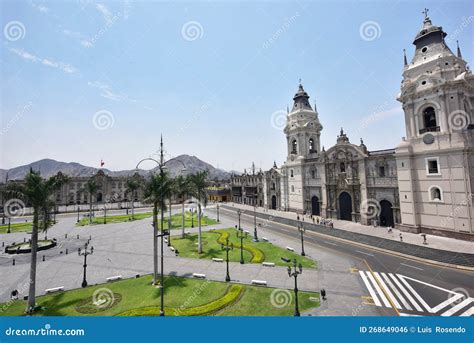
[216,203,220,222]
[299,223,306,256]
[78,243,94,288]
[77,204,80,223]
[7,217,11,234]
[135,136,187,317]
[253,201,258,242]
[287,259,303,317]
[221,237,233,282]
[103,204,107,224]
[191,208,194,228]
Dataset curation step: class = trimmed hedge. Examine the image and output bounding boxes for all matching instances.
[117,284,243,316]
[215,230,265,263]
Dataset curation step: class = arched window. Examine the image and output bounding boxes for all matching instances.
[422,106,437,130]
[309,138,314,153]
[311,169,316,178]
[429,186,443,202]
[290,169,294,177]
[291,185,295,192]
[340,162,345,173]
[291,140,298,154]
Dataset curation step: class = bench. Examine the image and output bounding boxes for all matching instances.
[192,273,206,279]
[281,257,291,263]
[107,275,122,282]
[251,280,267,286]
[212,258,224,262]
[262,262,275,267]
[164,238,168,243]
[45,286,64,294]
[169,247,175,252]
[262,237,269,242]
[286,246,294,252]
[244,230,250,234]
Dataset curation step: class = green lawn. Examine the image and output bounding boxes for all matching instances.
[171,228,316,268]
[0,222,33,234]
[0,275,319,316]
[76,211,217,228]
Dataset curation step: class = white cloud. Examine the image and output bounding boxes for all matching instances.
[31,3,49,13]
[88,81,134,102]
[63,29,94,48]
[96,3,113,25]
[9,48,79,74]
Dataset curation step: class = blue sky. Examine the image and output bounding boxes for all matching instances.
[1,0,472,172]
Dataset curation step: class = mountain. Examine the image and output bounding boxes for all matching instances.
[0,155,232,181]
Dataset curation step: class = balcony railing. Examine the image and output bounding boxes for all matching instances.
[419,126,440,134]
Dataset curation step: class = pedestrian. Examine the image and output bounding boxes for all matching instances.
[11,290,18,300]
[321,289,326,301]
[399,233,403,242]
[312,217,315,224]
[297,214,300,221]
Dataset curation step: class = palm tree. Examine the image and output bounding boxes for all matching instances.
[83,179,98,224]
[125,178,141,220]
[189,171,209,254]
[174,175,190,238]
[2,169,67,314]
[142,172,171,285]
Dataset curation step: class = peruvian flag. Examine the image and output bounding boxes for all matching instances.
[100,159,105,167]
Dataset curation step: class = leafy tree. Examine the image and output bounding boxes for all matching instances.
[188,171,209,254]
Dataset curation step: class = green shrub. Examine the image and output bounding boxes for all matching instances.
[214,230,265,263]
[117,284,243,317]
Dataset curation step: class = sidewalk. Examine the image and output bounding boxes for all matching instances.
[219,203,474,267]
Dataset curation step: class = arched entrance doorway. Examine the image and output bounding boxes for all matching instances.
[379,200,394,227]
[338,192,352,221]
[97,193,103,203]
[271,196,277,210]
[311,196,320,216]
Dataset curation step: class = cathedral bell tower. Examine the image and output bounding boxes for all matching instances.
[282,83,323,212]
[395,9,474,238]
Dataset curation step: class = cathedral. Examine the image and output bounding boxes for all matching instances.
[231,12,474,240]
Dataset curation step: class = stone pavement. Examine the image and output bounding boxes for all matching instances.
[222,203,474,263]
[0,208,377,316]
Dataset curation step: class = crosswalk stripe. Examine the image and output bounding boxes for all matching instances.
[397,274,433,313]
[441,298,473,317]
[374,272,401,309]
[381,272,411,311]
[431,293,463,313]
[459,306,473,317]
[366,272,391,308]
[388,273,423,312]
[359,271,382,307]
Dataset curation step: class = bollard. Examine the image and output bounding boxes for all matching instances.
[65,234,68,239]
[12,259,15,266]
[77,234,79,239]
[66,249,68,254]
[42,255,45,261]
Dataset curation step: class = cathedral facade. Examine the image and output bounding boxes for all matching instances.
[231,13,473,240]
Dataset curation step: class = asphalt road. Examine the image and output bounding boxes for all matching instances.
[214,206,474,317]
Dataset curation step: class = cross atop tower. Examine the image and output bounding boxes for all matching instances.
[422,8,429,19]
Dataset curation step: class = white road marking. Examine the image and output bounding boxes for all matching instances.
[366,272,391,308]
[381,272,412,311]
[431,293,463,313]
[374,272,402,310]
[400,263,423,271]
[459,306,474,317]
[359,271,382,307]
[356,250,374,257]
[397,274,433,313]
[388,273,423,312]
[441,298,473,317]
[399,313,421,316]
[323,241,338,246]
